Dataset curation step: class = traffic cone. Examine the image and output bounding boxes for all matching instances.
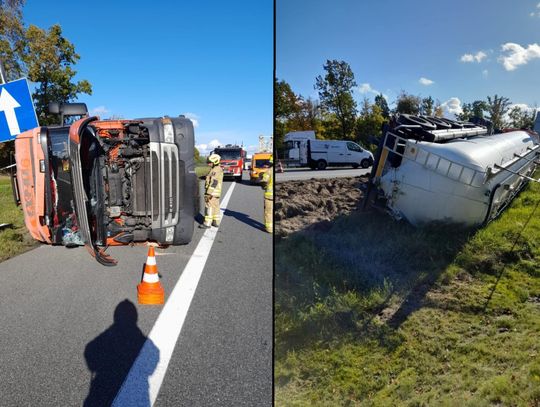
[137,246,165,305]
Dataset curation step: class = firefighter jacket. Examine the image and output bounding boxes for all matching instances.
[205,165,224,198]
[262,169,273,199]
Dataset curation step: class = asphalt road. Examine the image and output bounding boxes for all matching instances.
[276,166,371,182]
[0,173,272,406]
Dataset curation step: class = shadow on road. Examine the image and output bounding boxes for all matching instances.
[223,208,265,231]
[83,299,159,407]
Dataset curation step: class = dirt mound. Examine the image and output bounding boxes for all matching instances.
[275,176,368,237]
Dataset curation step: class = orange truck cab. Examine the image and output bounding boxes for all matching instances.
[12,103,196,266]
[249,152,272,184]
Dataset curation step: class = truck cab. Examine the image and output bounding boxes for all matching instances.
[249,152,272,183]
[12,103,196,266]
[212,144,245,182]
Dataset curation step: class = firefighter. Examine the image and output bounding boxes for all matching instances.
[201,153,224,228]
[260,155,273,233]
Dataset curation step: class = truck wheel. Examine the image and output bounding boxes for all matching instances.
[361,159,370,168]
[316,160,327,170]
[235,173,242,183]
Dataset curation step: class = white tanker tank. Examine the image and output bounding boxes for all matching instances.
[366,115,540,226]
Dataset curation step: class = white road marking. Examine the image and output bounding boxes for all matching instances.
[112,182,236,406]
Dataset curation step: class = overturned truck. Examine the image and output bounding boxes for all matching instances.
[12,103,196,266]
[365,114,540,226]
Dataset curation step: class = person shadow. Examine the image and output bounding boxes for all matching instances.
[83,299,159,407]
[223,208,265,231]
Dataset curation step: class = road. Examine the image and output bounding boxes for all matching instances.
[276,166,371,182]
[0,173,272,406]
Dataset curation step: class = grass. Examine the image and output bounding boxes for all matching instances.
[275,178,540,406]
[195,164,211,178]
[0,175,37,261]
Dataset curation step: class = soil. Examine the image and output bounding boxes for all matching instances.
[275,176,369,237]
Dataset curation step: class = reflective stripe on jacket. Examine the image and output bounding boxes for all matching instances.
[205,165,223,197]
[262,169,273,199]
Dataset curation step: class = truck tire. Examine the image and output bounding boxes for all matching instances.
[361,159,371,168]
[316,160,327,170]
[235,172,242,183]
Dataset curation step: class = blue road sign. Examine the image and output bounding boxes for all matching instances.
[0,78,39,143]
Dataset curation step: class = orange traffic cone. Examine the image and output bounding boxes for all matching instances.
[137,246,165,305]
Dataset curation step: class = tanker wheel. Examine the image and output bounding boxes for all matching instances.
[361,159,370,168]
[316,160,327,170]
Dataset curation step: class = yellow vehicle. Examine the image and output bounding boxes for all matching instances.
[249,152,272,184]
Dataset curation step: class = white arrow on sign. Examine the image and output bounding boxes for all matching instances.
[0,87,21,136]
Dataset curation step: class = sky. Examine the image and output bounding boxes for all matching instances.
[277,0,540,117]
[22,0,272,156]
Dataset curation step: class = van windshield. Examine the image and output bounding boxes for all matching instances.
[347,142,363,152]
[255,159,270,168]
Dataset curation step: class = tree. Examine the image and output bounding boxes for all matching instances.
[486,94,511,132]
[275,78,299,121]
[456,102,472,121]
[355,99,385,147]
[23,24,92,125]
[315,59,357,139]
[508,105,536,129]
[274,78,300,149]
[471,100,487,119]
[0,0,26,81]
[420,96,434,116]
[395,91,421,115]
[374,93,389,118]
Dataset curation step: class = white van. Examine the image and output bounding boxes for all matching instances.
[283,131,374,170]
[309,140,374,170]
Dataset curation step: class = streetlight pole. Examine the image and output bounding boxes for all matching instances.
[0,58,6,84]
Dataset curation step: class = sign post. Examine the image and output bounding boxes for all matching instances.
[0,58,6,85]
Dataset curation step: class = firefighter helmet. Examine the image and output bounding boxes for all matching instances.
[208,153,221,165]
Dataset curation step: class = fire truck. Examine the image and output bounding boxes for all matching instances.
[211,144,246,182]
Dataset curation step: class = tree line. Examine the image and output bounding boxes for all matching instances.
[0,1,91,166]
[275,59,538,151]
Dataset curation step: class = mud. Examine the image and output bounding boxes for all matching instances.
[275,176,368,237]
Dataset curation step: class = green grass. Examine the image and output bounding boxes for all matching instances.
[0,175,37,261]
[275,179,540,406]
[195,164,211,178]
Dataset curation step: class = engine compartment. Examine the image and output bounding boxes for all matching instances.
[86,121,154,245]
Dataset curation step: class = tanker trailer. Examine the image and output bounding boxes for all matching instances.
[365,115,540,226]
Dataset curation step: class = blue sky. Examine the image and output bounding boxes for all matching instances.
[277,0,540,117]
[23,0,272,155]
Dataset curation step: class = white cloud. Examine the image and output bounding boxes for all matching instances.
[460,51,487,63]
[90,106,109,117]
[358,83,374,93]
[440,97,463,119]
[182,112,199,128]
[499,42,540,71]
[482,69,489,77]
[195,139,222,155]
[357,83,388,100]
[419,77,434,86]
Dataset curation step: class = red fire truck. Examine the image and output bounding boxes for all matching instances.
[212,144,246,182]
